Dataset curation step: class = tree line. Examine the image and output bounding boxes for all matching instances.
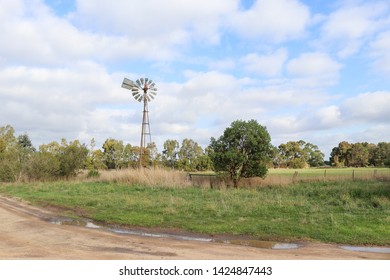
[1,123,389,183]
[330,141,390,168]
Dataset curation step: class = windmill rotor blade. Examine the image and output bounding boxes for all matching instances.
[121,78,135,90]
[124,76,158,104]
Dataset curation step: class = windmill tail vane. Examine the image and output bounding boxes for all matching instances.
[121,77,157,168]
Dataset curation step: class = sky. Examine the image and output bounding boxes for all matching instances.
[1,0,390,159]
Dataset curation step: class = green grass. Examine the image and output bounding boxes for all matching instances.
[0,180,389,245]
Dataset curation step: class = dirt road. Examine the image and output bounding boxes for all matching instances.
[0,195,389,260]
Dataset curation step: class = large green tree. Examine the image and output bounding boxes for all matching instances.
[330,141,352,167]
[209,120,272,188]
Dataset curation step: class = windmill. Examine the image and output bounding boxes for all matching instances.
[121,77,157,168]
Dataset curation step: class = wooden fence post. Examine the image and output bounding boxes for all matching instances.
[292,171,298,183]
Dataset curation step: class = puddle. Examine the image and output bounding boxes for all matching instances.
[220,239,301,249]
[340,246,390,254]
[49,217,301,250]
[50,217,87,227]
[111,228,213,242]
[85,222,101,229]
[273,243,301,250]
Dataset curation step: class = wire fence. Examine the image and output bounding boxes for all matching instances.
[188,168,390,188]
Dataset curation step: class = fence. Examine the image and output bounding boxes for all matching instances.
[188,168,390,188]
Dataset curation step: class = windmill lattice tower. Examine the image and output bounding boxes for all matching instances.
[121,77,157,168]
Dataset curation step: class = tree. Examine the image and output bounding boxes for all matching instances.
[58,139,88,177]
[26,139,88,180]
[330,141,390,167]
[196,147,213,171]
[371,142,390,167]
[303,142,324,167]
[17,133,36,180]
[277,141,306,168]
[330,141,352,167]
[102,138,125,169]
[349,142,369,167]
[162,139,179,169]
[85,138,107,172]
[25,150,61,180]
[178,138,204,171]
[209,120,272,188]
[0,125,20,181]
[276,140,324,168]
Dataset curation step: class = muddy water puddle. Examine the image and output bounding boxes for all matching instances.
[340,246,390,254]
[219,239,302,250]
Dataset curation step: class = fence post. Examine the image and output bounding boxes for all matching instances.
[374,169,377,179]
[352,169,355,181]
[324,169,327,180]
[292,171,298,183]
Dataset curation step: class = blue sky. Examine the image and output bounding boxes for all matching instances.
[1,0,390,158]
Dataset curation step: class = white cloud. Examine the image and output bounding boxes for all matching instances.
[319,1,390,57]
[348,124,390,144]
[231,0,311,42]
[0,62,131,146]
[73,0,236,46]
[287,52,342,87]
[240,48,288,77]
[370,31,390,76]
[315,105,342,128]
[208,59,236,71]
[0,0,193,65]
[341,91,390,123]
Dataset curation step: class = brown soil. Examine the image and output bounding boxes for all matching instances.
[0,195,389,260]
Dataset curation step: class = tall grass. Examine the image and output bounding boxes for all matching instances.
[17,167,390,188]
[80,168,192,188]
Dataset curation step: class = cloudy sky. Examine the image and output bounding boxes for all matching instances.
[1,0,390,158]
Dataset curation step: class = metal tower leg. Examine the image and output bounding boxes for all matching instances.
[139,98,151,168]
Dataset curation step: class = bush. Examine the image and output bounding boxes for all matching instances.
[87,169,100,178]
[24,152,61,181]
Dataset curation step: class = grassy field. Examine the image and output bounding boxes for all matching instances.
[1,177,389,245]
